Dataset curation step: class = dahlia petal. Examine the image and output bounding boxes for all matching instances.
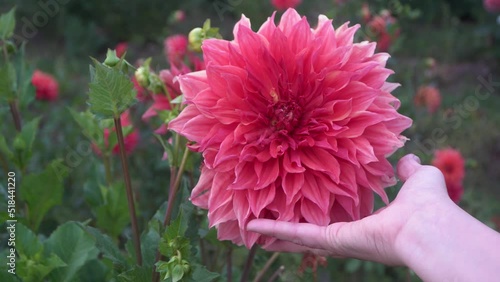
[178,71,209,101]
[300,147,340,182]
[248,184,276,216]
[202,39,231,66]
[282,172,304,205]
[257,13,277,40]
[282,150,306,173]
[233,14,252,42]
[302,172,331,214]
[278,9,302,37]
[190,165,213,209]
[255,158,280,188]
[300,198,330,226]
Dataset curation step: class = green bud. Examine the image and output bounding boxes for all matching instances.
[13,136,26,151]
[188,27,204,53]
[104,49,120,67]
[135,67,150,88]
[149,73,165,94]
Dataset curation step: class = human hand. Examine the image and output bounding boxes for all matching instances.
[247,154,454,265]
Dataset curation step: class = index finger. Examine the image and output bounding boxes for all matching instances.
[247,219,331,250]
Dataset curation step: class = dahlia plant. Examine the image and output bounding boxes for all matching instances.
[170,9,412,248]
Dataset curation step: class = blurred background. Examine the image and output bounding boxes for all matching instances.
[1,0,499,281]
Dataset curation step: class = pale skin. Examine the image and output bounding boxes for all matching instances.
[247,154,500,282]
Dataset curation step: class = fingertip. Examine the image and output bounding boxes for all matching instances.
[397,154,422,181]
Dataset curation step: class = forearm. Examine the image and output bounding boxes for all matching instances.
[397,202,500,282]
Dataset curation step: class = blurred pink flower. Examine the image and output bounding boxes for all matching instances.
[367,12,400,52]
[169,9,412,247]
[31,70,59,101]
[164,35,189,65]
[115,42,128,57]
[414,85,441,114]
[173,10,186,22]
[271,0,301,10]
[484,0,500,13]
[432,148,465,203]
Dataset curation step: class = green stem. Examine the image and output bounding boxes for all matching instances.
[253,253,280,282]
[227,246,233,282]
[267,266,284,282]
[240,245,258,282]
[152,142,190,282]
[0,153,9,173]
[102,153,113,186]
[162,146,190,227]
[9,98,22,132]
[114,117,142,266]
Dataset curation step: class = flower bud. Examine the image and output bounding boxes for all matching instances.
[188,27,203,53]
[104,49,120,67]
[134,67,150,88]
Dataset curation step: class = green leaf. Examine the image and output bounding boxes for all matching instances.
[0,135,13,162]
[44,221,99,282]
[117,266,152,282]
[75,259,110,282]
[79,224,129,269]
[69,109,104,144]
[0,7,16,40]
[171,264,185,282]
[11,117,41,170]
[164,205,188,240]
[188,264,219,282]
[87,58,136,119]
[16,223,42,258]
[20,159,67,230]
[17,253,67,282]
[0,62,17,101]
[140,225,161,267]
[94,182,130,238]
[12,42,34,108]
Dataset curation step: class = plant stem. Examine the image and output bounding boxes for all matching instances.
[114,117,142,266]
[227,246,233,282]
[267,266,284,282]
[240,245,258,282]
[152,145,190,282]
[253,252,280,282]
[0,153,9,173]
[9,100,22,132]
[162,146,189,227]
[102,153,113,186]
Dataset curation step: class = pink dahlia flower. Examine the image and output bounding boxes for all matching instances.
[169,9,412,247]
[32,70,59,101]
[271,0,301,10]
[432,148,465,203]
[115,42,128,58]
[164,35,189,65]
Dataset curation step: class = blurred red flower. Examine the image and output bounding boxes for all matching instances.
[414,86,441,114]
[115,42,128,58]
[31,70,59,101]
[432,148,465,203]
[164,35,189,65]
[271,0,301,10]
[484,0,500,13]
[366,11,400,52]
[169,9,412,247]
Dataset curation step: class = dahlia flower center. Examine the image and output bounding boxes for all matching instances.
[269,100,302,132]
